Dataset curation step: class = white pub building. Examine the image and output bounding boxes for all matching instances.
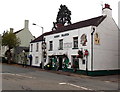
[30,4,119,76]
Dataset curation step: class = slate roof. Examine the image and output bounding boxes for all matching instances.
[31,15,106,43]
[14,29,23,34]
[14,47,29,54]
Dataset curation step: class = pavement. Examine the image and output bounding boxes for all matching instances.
[2,63,120,83]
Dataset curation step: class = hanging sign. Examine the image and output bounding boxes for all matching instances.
[84,50,89,56]
[80,34,87,46]
[77,50,83,58]
[94,32,100,45]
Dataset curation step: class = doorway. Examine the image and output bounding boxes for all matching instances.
[58,56,63,70]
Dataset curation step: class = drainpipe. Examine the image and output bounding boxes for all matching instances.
[86,56,88,75]
[91,27,95,71]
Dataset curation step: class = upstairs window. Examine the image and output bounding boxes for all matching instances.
[30,44,33,52]
[59,39,63,50]
[36,43,39,52]
[49,41,53,51]
[73,37,78,49]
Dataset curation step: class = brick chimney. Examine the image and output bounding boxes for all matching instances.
[102,4,112,17]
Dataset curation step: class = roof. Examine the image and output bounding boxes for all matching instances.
[14,29,23,34]
[15,47,29,54]
[30,31,52,43]
[31,15,106,43]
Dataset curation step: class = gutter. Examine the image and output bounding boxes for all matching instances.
[91,27,95,71]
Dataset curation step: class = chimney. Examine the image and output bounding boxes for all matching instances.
[10,28,14,33]
[102,4,112,17]
[24,20,29,29]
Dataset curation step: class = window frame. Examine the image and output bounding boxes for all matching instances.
[36,43,39,52]
[35,56,39,64]
[59,39,63,50]
[49,41,53,51]
[30,44,33,52]
[72,56,79,68]
[73,37,78,49]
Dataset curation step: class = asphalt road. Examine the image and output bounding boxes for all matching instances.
[1,63,119,91]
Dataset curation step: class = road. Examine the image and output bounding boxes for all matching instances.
[1,63,119,91]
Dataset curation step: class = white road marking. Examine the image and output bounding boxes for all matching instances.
[59,82,93,90]
[59,82,67,85]
[1,73,35,79]
[104,81,110,83]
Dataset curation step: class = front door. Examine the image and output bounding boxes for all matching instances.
[58,56,62,70]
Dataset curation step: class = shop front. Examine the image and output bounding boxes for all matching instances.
[47,54,69,70]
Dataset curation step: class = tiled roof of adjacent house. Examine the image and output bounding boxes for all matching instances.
[31,15,106,43]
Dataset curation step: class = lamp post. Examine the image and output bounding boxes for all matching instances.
[33,23,44,69]
[33,23,43,35]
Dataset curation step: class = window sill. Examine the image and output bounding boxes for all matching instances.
[72,48,78,49]
[49,50,53,51]
[58,49,63,50]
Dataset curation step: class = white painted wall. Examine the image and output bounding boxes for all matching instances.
[29,42,42,66]
[93,15,119,70]
[45,15,119,71]
[30,6,119,71]
[0,34,2,57]
[45,26,92,70]
[118,1,120,29]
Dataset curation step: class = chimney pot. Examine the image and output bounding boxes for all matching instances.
[103,4,112,10]
[102,4,112,17]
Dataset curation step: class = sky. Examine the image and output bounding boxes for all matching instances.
[0,0,119,37]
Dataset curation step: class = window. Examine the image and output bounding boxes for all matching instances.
[72,56,79,68]
[49,41,53,51]
[59,39,63,50]
[36,43,39,52]
[73,37,78,49]
[82,59,85,64]
[30,44,33,52]
[35,56,39,64]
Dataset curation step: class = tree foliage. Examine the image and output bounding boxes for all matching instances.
[52,4,72,30]
[2,30,20,49]
[56,4,72,25]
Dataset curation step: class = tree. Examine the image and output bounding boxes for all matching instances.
[52,4,72,30]
[56,4,72,25]
[2,30,20,63]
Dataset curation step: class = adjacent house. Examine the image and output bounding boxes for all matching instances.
[118,2,120,31]
[118,1,120,67]
[14,20,35,64]
[30,4,119,75]
[29,36,43,66]
[0,34,2,58]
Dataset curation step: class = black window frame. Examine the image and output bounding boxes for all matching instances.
[49,41,53,51]
[30,44,33,52]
